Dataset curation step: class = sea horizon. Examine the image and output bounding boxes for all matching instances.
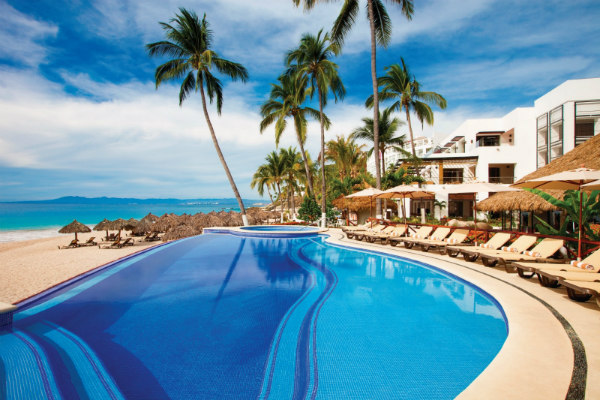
[0,196,265,243]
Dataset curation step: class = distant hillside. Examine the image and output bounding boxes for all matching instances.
[10,196,263,205]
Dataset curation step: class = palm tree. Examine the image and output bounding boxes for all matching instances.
[260,71,329,197]
[252,151,287,222]
[367,58,447,158]
[250,165,275,205]
[325,135,367,180]
[280,147,304,218]
[293,0,414,218]
[350,107,406,176]
[146,9,250,225]
[286,29,345,227]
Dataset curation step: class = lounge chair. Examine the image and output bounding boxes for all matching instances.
[416,229,470,254]
[479,238,564,270]
[342,223,369,233]
[560,280,600,306]
[144,232,160,241]
[446,232,511,258]
[388,226,433,247]
[390,226,443,249]
[351,224,387,241]
[121,237,134,246]
[58,239,79,249]
[513,248,600,279]
[79,236,97,246]
[363,225,407,244]
[345,223,382,239]
[459,235,537,263]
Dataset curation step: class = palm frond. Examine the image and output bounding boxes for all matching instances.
[370,0,392,47]
[331,0,359,46]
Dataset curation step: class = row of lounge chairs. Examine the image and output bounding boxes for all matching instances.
[342,223,600,308]
[99,237,135,249]
[58,237,98,249]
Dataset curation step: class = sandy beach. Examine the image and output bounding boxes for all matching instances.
[0,231,161,304]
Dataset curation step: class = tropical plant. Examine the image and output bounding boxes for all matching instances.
[381,167,423,190]
[293,0,414,214]
[528,189,600,243]
[286,29,345,227]
[253,150,288,221]
[280,147,304,218]
[250,164,275,205]
[147,9,250,225]
[367,58,447,158]
[350,107,407,175]
[433,199,447,214]
[260,71,329,197]
[325,135,367,180]
[297,196,338,223]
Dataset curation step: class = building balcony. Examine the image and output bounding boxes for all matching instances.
[488,176,515,184]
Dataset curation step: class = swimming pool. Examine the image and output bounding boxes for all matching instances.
[1,233,507,399]
[239,225,316,232]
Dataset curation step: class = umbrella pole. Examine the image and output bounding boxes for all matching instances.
[370,198,373,228]
[473,196,478,244]
[578,188,583,261]
[402,196,407,225]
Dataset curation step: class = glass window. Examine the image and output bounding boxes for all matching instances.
[536,113,549,168]
[549,105,563,161]
[443,168,463,184]
[476,135,500,147]
[575,101,600,146]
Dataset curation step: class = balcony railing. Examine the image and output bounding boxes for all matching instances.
[489,176,515,184]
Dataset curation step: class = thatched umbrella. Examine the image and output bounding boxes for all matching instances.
[141,213,159,223]
[124,218,139,231]
[59,219,91,241]
[345,187,385,223]
[93,218,112,240]
[133,218,154,235]
[109,218,128,238]
[162,225,201,241]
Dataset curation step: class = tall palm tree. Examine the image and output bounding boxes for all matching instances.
[293,0,414,218]
[259,71,330,197]
[280,147,304,218]
[146,9,250,225]
[286,29,345,227]
[350,107,406,175]
[253,150,287,221]
[250,165,275,205]
[325,135,367,180]
[367,58,447,158]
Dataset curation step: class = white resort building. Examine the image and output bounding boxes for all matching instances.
[365,77,600,221]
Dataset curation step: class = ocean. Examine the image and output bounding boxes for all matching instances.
[0,198,264,243]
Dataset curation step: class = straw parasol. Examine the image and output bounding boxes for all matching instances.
[93,218,112,240]
[133,218,154,235]
[377,185,434,224]
[345,187,385,223]
[141,213,159,223]
[512,167,600,260]
[59,219,91,241]
[442,182,520,242]
[123,218,139,231]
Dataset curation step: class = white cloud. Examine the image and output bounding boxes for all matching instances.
[0,2,58,67]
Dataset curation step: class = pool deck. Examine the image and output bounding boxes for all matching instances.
[323,228,599,400]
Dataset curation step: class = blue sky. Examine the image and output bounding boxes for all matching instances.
[0,0,599,201]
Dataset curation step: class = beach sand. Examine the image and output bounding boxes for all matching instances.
[0,231,161,304]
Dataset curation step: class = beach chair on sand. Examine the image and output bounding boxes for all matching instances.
[58,239,79,249]
[416,229,470,254]
[388,226,435,248]
[560,281,600,307]
[100,238,121,249]
[79,237,97,246]
[350,224,386,240]
[513,248,600,279]
[459,235,537,263]
[480,238,564,270]
[363,225,407,244]
[446,232,511,258]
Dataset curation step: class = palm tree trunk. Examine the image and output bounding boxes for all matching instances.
[291,186,296,219]
[276,184,283,223]
[405,106,417,158]
[381,148,386,176]
[318,87,327,228]
[367,0,381,218]
[199,83,248,225]
[295,128,315,197]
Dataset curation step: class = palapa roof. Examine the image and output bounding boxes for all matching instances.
[478,134,600,212]
[333,195,377,212]
[59,219,91,234]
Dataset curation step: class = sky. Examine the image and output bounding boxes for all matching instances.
[0,0,599,201]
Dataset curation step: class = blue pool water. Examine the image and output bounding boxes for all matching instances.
[1,233,507,399]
